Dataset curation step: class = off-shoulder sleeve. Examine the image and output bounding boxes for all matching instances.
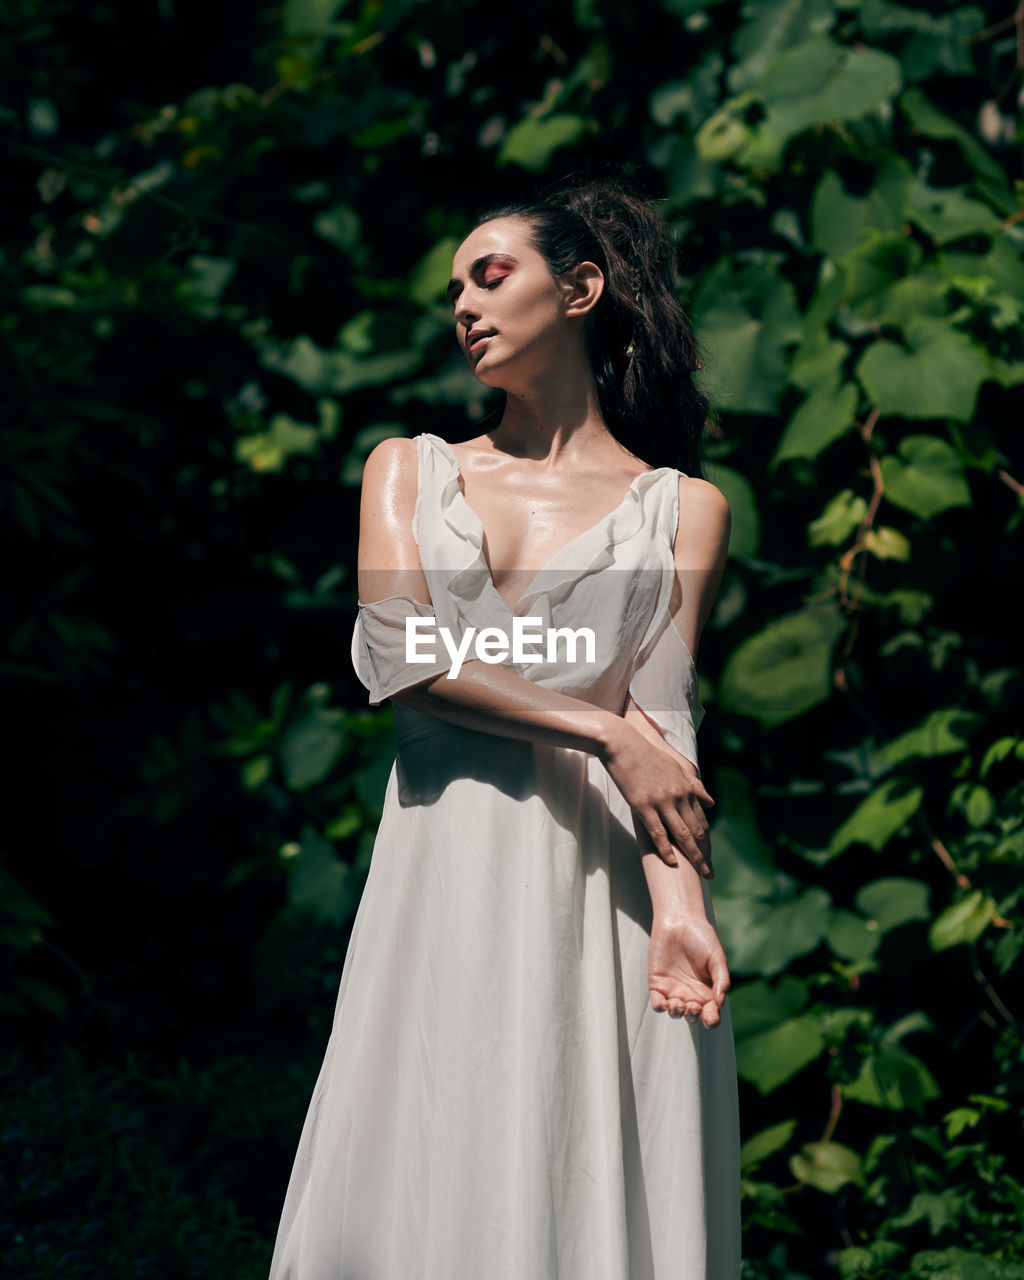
[627,612,705,771]
[351,595,455,707]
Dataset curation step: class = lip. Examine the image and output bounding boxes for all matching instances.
[466,328,495,355]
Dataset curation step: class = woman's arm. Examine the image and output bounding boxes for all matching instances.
[357,439,719,874]
[634,476,731,1023]
[633,471,731,890]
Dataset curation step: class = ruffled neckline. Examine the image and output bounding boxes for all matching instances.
[419,433,677,618]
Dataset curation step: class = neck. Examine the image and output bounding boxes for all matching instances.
[492,362,615,463]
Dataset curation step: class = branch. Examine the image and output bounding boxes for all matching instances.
[998,469,1024,499]
[838,408,883,646]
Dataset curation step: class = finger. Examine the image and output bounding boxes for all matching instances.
[709,950,731,1006]
[676,795,710,845]
[695,782,715,808]
[675,802,715,878]
[661,807,713,878]
[640,810,678,867]
[700,1002,722,1029]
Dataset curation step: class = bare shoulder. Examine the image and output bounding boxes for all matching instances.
[674,474,731,569]
[358,435,426,590]
[362,434,418,491]
[676,473,731,520]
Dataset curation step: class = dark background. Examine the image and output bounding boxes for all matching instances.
[3,1,1023,1276]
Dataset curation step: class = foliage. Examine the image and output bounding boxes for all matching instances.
[0,1049,307,1278]
[2,0,1022,1272]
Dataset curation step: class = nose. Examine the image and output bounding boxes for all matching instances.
[453,290,478,330]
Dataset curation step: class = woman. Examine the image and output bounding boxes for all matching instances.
[270,181,741,1279]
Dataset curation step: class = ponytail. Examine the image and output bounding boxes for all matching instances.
[473,180,709,477]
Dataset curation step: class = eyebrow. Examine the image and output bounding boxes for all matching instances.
[446,253,520,301]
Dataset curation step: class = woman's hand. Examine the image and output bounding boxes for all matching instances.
[648,914,730,1027]
[599,719,715,876]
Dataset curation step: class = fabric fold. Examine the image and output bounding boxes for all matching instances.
[422,432,675,620]
[628,613,705,771]
[352,594,455,706]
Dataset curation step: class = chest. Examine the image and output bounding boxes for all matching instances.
[455,471,635,576]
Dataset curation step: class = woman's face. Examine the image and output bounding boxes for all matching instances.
[447,217,584,389]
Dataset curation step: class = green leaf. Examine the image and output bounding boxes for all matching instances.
[900,87,1006,185]
[962,783,995,827]
[182,255,237,305]
[857,320,991,423]
[843,1044,940,1111]
[673,145,722,208]
[313,202,361,252]
[864,527,910,560]
[235,412,322,473]
[836,230,923,312]
[790,1140,865,1193]
[650,81,701,128]
[901,9,985,78]
[773,380,858,465]
[980,737,1021,777]
[740,1119,799,1168]
[730,975,810,1038]
[743,37,902,167]
[719,607,847,727]
[829,778,924,855]
[941,237,1024,304]
[287,828,352,926]
[409,235,461,307]
[736,1015,826,1093]
[694,105,753,162]
[810,160,910,261]
[709,465,761,557]
[728,0,837,94]
[855,877,930,932]
[826,908,881,962]
[708,771,779,901]
[876,707,980,766]
[497,113,588,170]
[717,888,833,975]
[880,435,973,519]
[284,0,351,37]
[907,179,999,245]
[330,348,424,395]
[808,488,867,546]
[692,256,803,413]
[241,753,273,789]
[944,1107,982,1140]
[664,137,720,206]
[910,1248,1024,1280]
[788,335,849,392]
[838,1242,905,1279]
[929,890,997,951]
[651,50,725,131]
[257,332,424,397]
[858,267,950,331]
[279,707,346,791]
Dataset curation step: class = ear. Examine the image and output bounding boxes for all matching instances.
[562,261,604,318]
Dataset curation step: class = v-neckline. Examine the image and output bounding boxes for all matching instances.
[427,435,667,615]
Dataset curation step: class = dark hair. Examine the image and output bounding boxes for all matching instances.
[473,179,709,477]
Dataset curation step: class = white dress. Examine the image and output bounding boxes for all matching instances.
[269,432,741,1280]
